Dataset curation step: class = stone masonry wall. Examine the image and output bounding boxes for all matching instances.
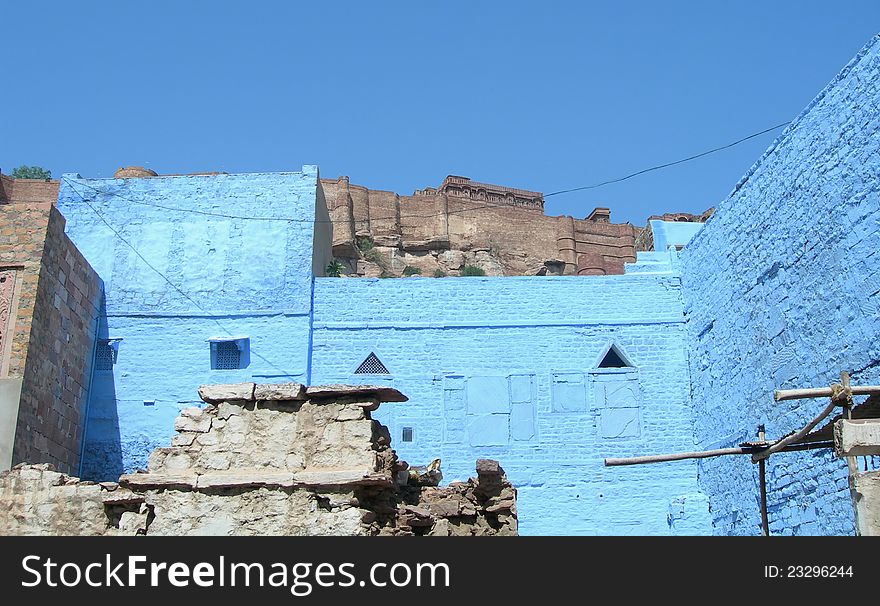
[0,383,516,536]
[680,34,880,535]
[13,206,102,473]
[322,176,637,277]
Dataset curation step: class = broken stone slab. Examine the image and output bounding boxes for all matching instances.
[118,472,198,489]
[485,499,516,514]
[425,498,461,518]
[196,470,296,489]
[476,458,501,475]
[198,383,256,404]
[305,385,408,403]
[174,409,212,433]
[292,468,394,487]
[101,488,145,505]
[254,382,306,401]
[834,419,880,457]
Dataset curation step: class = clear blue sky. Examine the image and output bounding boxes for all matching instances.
[3,1,879,224]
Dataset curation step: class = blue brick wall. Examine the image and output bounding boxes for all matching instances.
[57,168,321,479]
[650,220,703,252]
[311,276,712,535]
[680,35,880,536]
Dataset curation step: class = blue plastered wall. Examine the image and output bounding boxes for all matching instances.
[650,220,704,252]
[680,35,880,535]
[311,276,712,535]
[56,168,322,480]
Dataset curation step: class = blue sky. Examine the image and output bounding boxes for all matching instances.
[3,1,879,224]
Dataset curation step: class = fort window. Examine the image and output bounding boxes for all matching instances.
[401,427,414,442]
[209,337,249,370]
[354,352,390,375]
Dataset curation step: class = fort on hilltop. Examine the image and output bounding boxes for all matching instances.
[323,174,707,278]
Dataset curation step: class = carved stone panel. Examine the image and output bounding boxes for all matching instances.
[0,270,16,375]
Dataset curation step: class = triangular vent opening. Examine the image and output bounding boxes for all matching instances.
[598,345,632,368]
[354,352,391,375]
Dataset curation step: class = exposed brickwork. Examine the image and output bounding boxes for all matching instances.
[0,177,102,474]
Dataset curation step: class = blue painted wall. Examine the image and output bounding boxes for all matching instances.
[57,168,322,479]
[310,276,711,535]
[650,219,703,252]
[680,35,880,535]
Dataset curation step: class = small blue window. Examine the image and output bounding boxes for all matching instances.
[210,337,250,370]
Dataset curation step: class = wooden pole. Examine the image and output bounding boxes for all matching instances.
[603,440,833,467]
[757,424,769,537]
[774,385,880,401]
[759,459,769,536]
[752,399,838,462]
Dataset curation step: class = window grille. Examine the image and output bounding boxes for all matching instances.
[354,352,390,374]
[401,427,414,442]
[94,342,115,371]
[213,341,241,370]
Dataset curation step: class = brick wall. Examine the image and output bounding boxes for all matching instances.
[680,34,880,535]
[311,275,711,535]
[13,207,102,473]
[0,182,102,475]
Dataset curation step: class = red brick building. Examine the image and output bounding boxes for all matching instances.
[0,173,102,474]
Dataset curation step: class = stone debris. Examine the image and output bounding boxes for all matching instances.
[0,383,515,536]
[406,458,443,486]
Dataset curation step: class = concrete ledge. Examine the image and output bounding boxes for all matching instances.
[119,469,394,491]
[834,419,880,457]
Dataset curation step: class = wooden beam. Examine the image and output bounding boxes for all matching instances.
[603,440,833,467]
[774,385,880,402]
[752,400,838,462]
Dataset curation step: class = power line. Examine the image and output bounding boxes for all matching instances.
[59,120,791,224]
[64,183,301,380]
[543,121,791,197]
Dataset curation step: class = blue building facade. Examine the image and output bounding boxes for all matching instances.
[57,167,331,480]
[52,34,880,535]
[310,273,710,535]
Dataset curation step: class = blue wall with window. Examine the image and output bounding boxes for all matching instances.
[57,168,325,479]
[310,275,712,535]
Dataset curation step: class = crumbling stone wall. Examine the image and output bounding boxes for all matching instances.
[0,384,516,536]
